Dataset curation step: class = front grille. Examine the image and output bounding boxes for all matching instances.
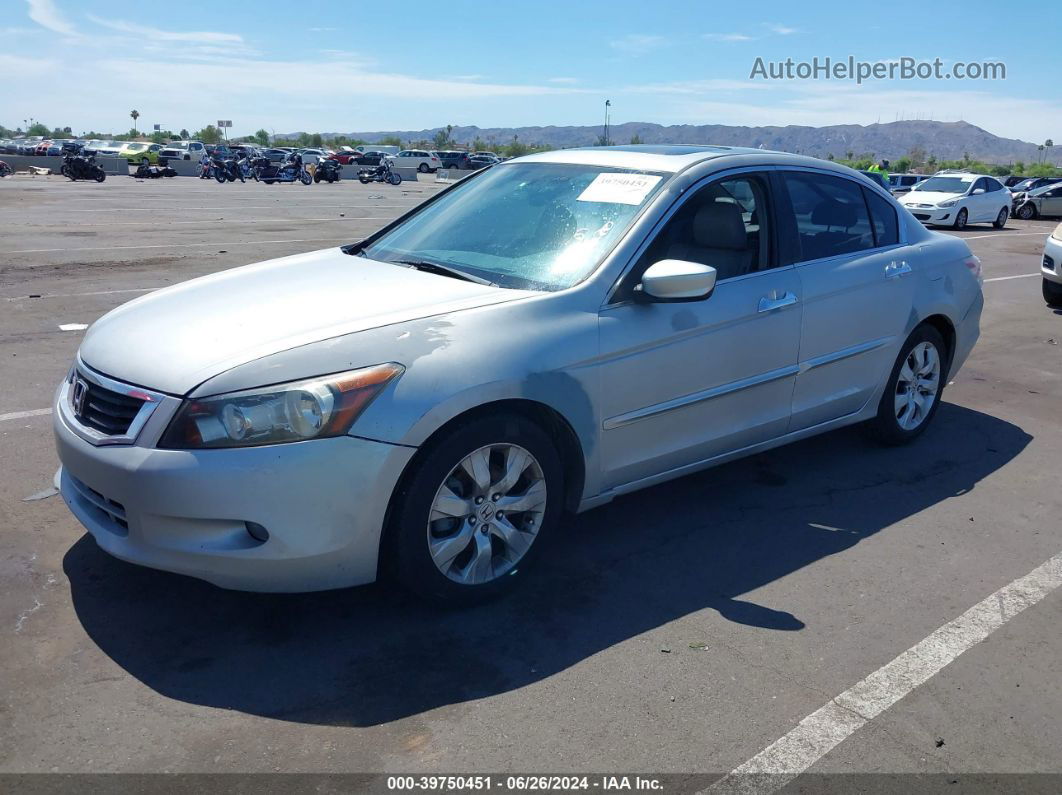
[76,378,145,436]
[68,473,128,535]
[1045,255,1055,272]
[912,213,930,221]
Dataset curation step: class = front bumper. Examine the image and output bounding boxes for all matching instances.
[1043,235,1062,285]
[54,383,415,592]
[903,205,955,225]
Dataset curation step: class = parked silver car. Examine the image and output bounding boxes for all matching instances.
[53,145,984,601]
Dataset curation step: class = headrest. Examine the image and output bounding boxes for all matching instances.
[811,199,858,228]
[692,200,747,250]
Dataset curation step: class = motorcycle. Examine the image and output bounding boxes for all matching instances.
[60,149,106,182]
[0,160,11,178]
[217,154,245,183]
[132,161,177,179]
[314,158,342,183]
[252,152,312,185]
[358,157,401,185]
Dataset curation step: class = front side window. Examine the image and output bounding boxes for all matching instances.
[634,173,772,283]
[782,172,874,262]
[362,162,668,290]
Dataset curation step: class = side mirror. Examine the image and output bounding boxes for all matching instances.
[637,260,718,302]
[972,188,986,195]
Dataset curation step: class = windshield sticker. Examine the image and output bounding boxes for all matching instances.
[578,173,662,205]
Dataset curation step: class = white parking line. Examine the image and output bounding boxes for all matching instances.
[9,237,356,254]
[14,217,398,229]
[54,204,413,212]
[963,231,1051,241]
[5,287,163,301]
[706,550,1062,795]
[0,408,53,423]
[984,273,1040,283]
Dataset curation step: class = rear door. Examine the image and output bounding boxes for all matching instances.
[779,169,916,430]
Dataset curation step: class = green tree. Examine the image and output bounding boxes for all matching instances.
[630,134,644,145]
[1013,160,1025,175]
[310,132,323,148]
[254,128,270,146]
[379,135,402,147]
[179,128,190,139]
[130,109,140,134]
[195,125,222,144]
[432,128,450,149]
[27,122,50,136]
[893,156,912,173]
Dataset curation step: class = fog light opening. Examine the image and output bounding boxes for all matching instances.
[245,522,270,543]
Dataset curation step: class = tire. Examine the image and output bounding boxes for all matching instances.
[418,163,430,173]
[1044,278,1062,308]
[1017,203,1036,220]
[952,208,968,230]
[388,172,402,185]
[263,179,275,185]
[359,175,371,184]
[94,170,106,183]
[993,207,1008,229]
[865,325,947,446]
[300,171,312,185]
[61,165,73,180]
[386,413,564,603]
[313,172,321,183]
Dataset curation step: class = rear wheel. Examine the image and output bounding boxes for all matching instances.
[214,169,226,184]
[61,165,73,180]
[359,174,371,184]
[387,414,563,603]
[993,207,1008,229]
[1044,278,1062,308]
[865,325,947,445]
[418,163,429,173]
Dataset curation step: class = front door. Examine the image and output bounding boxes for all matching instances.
[596,170,803,491]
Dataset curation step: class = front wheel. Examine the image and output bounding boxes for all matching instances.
[993,207,1008,229]
[300,171,312,185]
[387,172,402,185]
[865,325,947,445]
[1017,203,1037,220]
[387,414,564,602]
[952,208,968,230]
[1044,278,1062,308]
[94,170,106,183]
[61,165,73,180]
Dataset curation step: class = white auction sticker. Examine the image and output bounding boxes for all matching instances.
[577,173,662,205]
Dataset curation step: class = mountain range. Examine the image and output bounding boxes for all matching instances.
[295,120,1057,165]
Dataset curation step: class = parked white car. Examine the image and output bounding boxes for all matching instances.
[159,141,207,161]
[395,149,442,173]
[1043,221,1062,307]
[898,173,1011,230]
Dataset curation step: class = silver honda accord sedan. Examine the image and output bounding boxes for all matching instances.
[54,145,984,601]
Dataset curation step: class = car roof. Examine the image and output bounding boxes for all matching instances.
[513,144,868,176]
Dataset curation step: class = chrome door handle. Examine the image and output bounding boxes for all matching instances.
[885,260,912,278]
[758,291,798,313]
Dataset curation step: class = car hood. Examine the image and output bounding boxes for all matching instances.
[79,248,532,395]
[901,191,966,206]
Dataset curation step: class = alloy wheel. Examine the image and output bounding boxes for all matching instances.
[427,444,547,585]
[894,341,941,431]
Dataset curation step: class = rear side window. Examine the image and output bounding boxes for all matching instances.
[864,189,899,247]
[781,172,875,262]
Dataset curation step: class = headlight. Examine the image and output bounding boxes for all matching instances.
[937,199,958,208]
[159,363,403,449]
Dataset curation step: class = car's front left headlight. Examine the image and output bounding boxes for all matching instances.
[159,363,403,449]
[937,199,959,208]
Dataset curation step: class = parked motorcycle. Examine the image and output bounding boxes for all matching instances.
[252,152,312,185]
[0,160,11,178]
[216,154,245,183]
[60,150,106,182]
[358,157,401,185]
[314,158,342,183]
[132,161,177,179]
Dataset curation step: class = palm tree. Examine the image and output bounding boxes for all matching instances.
[130,109,140,135]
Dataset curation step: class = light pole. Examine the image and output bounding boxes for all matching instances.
[603,99,611,146]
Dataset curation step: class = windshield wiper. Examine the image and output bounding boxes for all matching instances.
[394,259,497,287]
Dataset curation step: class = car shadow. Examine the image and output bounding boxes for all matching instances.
[65,403,1030,727]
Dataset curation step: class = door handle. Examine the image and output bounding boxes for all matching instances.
[758,291,798,313]
[884,260,912,278]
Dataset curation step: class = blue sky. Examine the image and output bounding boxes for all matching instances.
[4,0,1060,143]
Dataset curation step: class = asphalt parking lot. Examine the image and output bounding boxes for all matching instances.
[1,175,1060,788]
